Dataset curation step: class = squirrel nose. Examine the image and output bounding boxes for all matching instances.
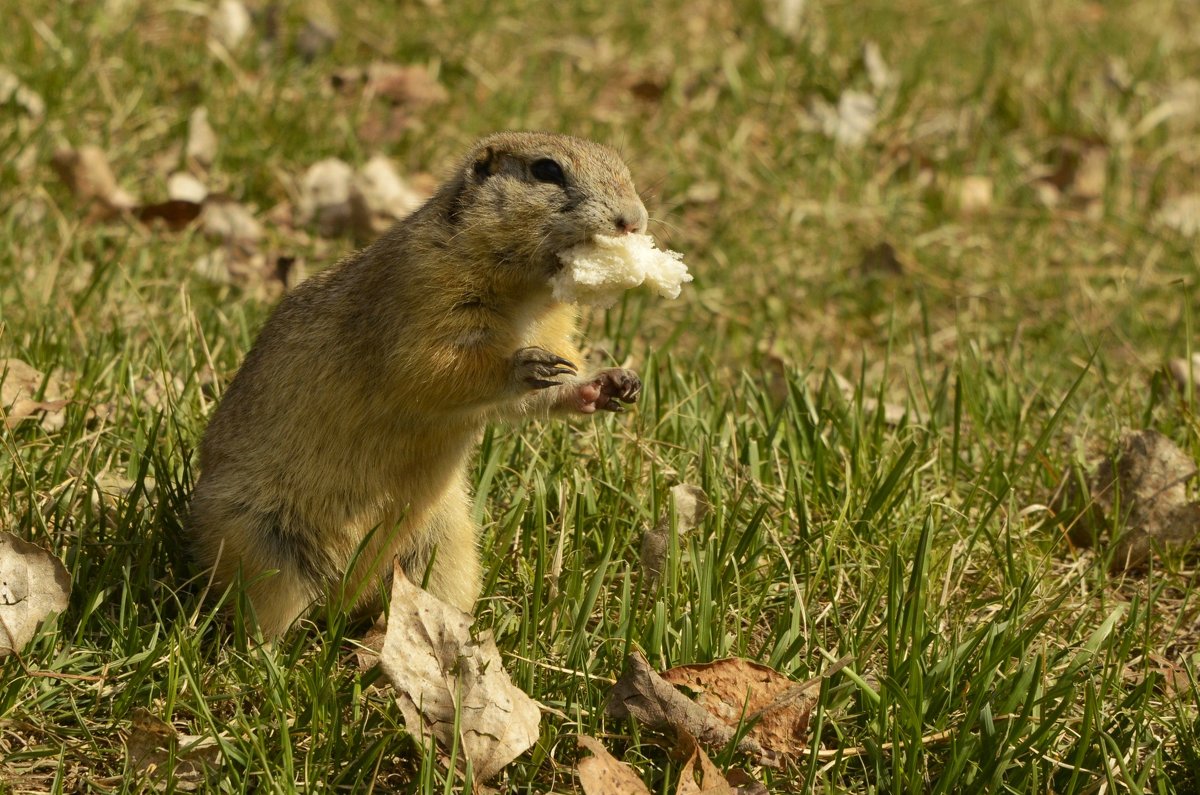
[614,204,648,235]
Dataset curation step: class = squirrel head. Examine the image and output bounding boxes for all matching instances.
[443,131,648,282]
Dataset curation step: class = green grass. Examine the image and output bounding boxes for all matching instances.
[3,0,1200,791]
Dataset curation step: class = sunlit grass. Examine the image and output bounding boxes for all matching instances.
[2,0,1199,792]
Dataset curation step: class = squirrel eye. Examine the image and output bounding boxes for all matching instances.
[530,158,566,186]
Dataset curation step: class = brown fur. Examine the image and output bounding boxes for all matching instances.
[186,132,647,636]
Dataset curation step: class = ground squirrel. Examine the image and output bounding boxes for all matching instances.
[187,131,647,637]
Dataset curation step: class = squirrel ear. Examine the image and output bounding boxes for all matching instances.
[472,147,499,180]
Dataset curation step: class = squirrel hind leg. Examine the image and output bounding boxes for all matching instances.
[243,571,320,638]
[190,500,331,638]
[395,490,481,614]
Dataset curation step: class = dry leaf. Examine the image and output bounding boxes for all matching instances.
[765,0,807,38]
[857,242,903,276]
[958,176,993,214]
[829,371,916,426]
[193,249,303,297]
[135,200,204,231]
[271,254,307,291]
[296,10,338,62]
[605,651,783,767]
[724,770,769,795]
[684,182,721,205]
[352,613,388,672]
[201,200,264,245]
[350,154,426,237]
[1157,195,1200,237]
[662,659,816,757]
[0,66,45,119]
[1,359,68,431]
[1122,653,1192,698]
[50,145,137,214]
[0,531,71,657]
[186,108,218,168]
[167,172,208,204]
[813,91,877,148]
[88,469,154,522]
[356,106,416,148]
[862,42,892,94]
[10,197,47,226]
[1072,147,1107,202]
[126,707,222,791]
[208,0,251,50]
[379,563,541,781]
[1168,354,1200,395]
[1060,429,1200,571]
[674,731,767,795]
[134,372,184,412]
[298,158,355,236]
[576,735,651,795]
[641,485,710,587]
[365,62,448,108]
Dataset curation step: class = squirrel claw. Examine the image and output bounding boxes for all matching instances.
[590,367,641,412]
[513,346,579,391]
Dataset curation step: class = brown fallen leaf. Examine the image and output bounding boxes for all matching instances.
[1,359,68,431]
[862,41,892,94]
[811,91,878,148]
[135,200,204,232]
[605,651,782,767]
[724,769,769,795]
[126,707,222,791]
[208,0,251,50]
[350,154,427,238]
[186,108,218,168]
[764,0,806,38]
[50,145,137,215]
[629,73,669,104]
[296,11,338,62]
[0,531,71,657]
[379,563,541,781]
[829,371,918,426]
[1156,194,1200,237]
[641,484,710,588]
[0,66,46,119]
[364,62,448,108]
[298,158,355,236]
[201,199,264,245]
[1060,429,1200,571]
[193,249,305,298]
[356,106,415,148]
[957,176,993,214]
[683,182,721,205]
[608,652,849,767]
[674,731,766,795]
[352,613,388,672]
[134,371,184,412]
[857,241,903,276]
[1122,653,1193,698]
[662,658,815,758]
[1072,146,1107,203]
[577,735,651,795]
[167,172,208,204]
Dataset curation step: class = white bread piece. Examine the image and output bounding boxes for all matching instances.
[553,233,691,308]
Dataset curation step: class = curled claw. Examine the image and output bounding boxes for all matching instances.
[513,347,579,391]
[590,367,641,412]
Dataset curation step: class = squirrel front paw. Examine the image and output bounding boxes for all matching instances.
[512,347,578,390]
[574,367,641,414]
